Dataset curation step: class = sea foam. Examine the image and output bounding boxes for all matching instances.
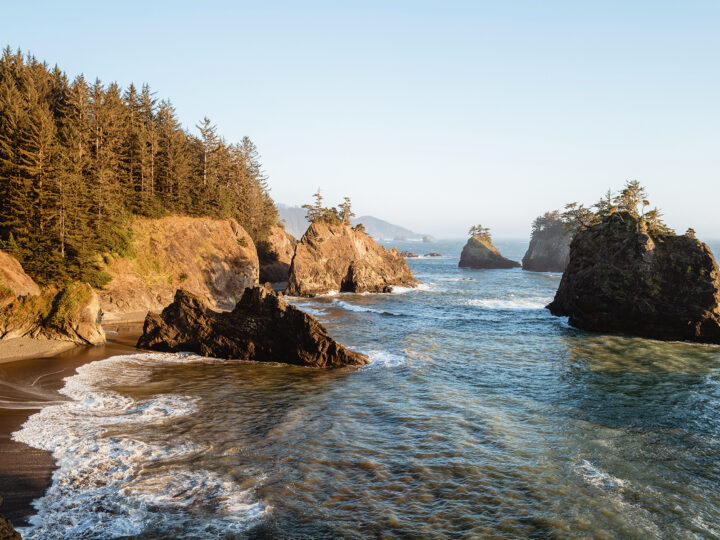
[12,353,266,539]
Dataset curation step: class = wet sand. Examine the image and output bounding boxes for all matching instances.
[0,324,143,525]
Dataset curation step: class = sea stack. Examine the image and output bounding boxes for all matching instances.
[459,225,520,269]
[137,286,369,368]
[287,222,415,297]
[522,211,572,272]
[548,211,720,343]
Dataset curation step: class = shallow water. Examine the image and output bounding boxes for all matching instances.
[13,239,720,538]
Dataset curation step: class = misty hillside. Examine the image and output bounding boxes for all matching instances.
[277,205,431,241]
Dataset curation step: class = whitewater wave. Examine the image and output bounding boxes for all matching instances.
[573,459,629,491]
[361,350,407,369]
[465,297,550,310]
[13,353,267,539]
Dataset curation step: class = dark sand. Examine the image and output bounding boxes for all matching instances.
[0,324,143,526]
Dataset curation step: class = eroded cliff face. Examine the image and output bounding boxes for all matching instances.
[0,249,41,297]
[548,212,720,343]
[287,222,415,297]
[137,286,369,368]
[0,282,105,345]
[522,228,571,272]
[259,225,298,283]
[458,236,521,269]
[99,216,259,321]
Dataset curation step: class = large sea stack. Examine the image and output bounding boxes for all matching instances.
[522,211,572,272]
[137,286,369,368]
[287,222,415,297]
[548,212,720,343]
[459,233,520,269]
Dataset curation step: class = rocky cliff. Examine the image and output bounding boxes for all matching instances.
[0,282,105,345]
[0,249,41,297]
[259,225,297,283]
[137,286,369,368]
[548,212,720,343]
[100,216,258,322]
[458,236,521,269]
[0,497,20,540]
[522,218,571,272]
[287,222,415,297]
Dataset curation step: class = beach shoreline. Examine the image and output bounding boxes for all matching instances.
[0,324,143,526]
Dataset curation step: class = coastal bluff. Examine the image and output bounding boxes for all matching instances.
[0,249,41,298]
[287,222,415,297]
[459,235,520,269]
[548,212,720,343]
[259,225,298,283]
[137,286,369,368]
[100,216,258,322]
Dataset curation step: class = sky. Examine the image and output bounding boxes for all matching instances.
[2,0,718,238]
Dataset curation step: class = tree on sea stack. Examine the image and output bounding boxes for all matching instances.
[459,223,520,269]
[468,224,491,239]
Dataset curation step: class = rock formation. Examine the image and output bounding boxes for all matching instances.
[548,212,720,343]
[0,282,105,345]
[137,286,369,368]
[458,235,521,269]
[399,250,418,258]
[0,249,41,297]
[425,252,442,257]
[0,497,21,540]
[287,222,416,297]
[522,212,571,272]
[100,216,258,322]
[259,225,297,283]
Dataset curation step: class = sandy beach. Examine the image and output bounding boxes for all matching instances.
[0,324,143,526]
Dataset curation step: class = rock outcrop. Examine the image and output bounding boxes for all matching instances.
[522,216,571,272]
[287,222,416,297]
[259,225,297,283]
[458,236,521,269]
[0,497,21,540]
[425,252,442,257]
[0,249,41,297]
[137,286,369,368]
[399,251,418,258]
[100,216,258,322]
[0,282,105,345]
[548,212,720,343]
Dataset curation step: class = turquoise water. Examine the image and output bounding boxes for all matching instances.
[13,239,720,538]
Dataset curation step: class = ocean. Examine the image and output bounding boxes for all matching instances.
[12,238,720,538]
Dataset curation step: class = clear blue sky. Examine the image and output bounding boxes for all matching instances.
[3,0,718,238]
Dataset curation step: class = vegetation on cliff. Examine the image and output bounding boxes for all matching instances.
[548,184,720,343]
[522,211,571,272]
[0,47,277,287]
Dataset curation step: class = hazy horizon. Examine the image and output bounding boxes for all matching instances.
[4,1,718,238]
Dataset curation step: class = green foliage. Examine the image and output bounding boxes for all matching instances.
[302,190,352,225]
[0,284,15,300]
[45,282,90,330]
[0,47,278,286]
[468,224,491,239]
[179,272,188,281]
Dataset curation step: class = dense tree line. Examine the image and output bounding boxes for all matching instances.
[0,48,277,286]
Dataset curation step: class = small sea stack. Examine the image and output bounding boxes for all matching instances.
[548,211,720,343]
[399,250,418,258]
[137,286,369,368]
[522,211,572,272]
[458,225,520,269]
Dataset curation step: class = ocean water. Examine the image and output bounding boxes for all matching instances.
[13,239,720,539]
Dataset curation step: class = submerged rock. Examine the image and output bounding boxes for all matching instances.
[287,222,415,297]
[458,235,520,269]
[0,282,105,345]
[259,225,298,283]
[522,212,571,272]
[137,286,369,368]
[425,252,442,257]
[0,249,41,298]
[548,212,720,343]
